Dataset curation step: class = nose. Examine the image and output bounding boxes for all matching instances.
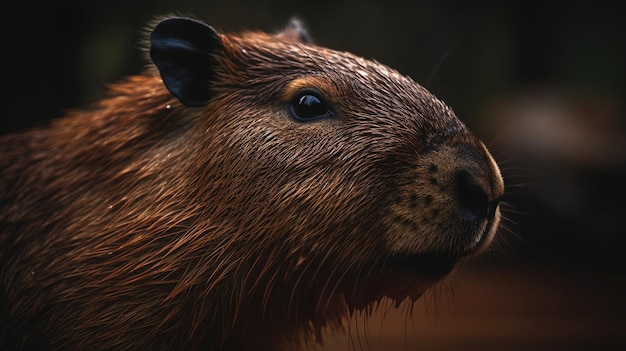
[443,141,504,255]
[455,169,500,222]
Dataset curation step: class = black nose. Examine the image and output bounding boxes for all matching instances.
[454,169,496,221]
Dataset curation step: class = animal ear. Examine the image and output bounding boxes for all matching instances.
[150,17,223,107]
[279,18,312,44]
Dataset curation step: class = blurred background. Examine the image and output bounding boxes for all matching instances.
[2,0,625,349]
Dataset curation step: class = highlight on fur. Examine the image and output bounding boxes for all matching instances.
[0,16,503,351]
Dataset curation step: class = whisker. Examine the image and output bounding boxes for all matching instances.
[291,40,326,73]
[494,157,523,166]
[308,249,333,288]
[288,257,316,315]
[501,206,534,218]
[503,183,537,190]
[500,215,520,227]
[426,32,465,88]
[347,312,357,351]
[322,261,355,317]
[501,172,534,180]
[403,300,415,351]
[492,226,522,255]
[354,310,365,351]
[351,261,378,300]
[292,36,344,81]
[315,269,337,316]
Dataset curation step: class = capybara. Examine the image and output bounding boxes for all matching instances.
[0,16,504,351]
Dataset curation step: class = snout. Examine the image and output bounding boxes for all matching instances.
[386,140,504,257]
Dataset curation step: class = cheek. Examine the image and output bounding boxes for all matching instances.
[212,106,394,253]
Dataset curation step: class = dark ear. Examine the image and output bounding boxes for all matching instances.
[279,18,312,44]
[150,17,223,106]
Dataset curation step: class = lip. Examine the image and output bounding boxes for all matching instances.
[463,207,500,257]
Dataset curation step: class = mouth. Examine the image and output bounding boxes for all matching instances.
[340,217,500,311]
[460,206,501,258]
[336,199,501,312]
[342,253,458,310]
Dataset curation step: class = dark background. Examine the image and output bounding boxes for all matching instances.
[2,0,625,349]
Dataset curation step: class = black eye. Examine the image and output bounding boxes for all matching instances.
[289,88,335,121]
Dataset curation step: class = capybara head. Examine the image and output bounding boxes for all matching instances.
[0,16,503,351]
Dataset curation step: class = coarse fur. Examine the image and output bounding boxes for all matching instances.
[0,17,503,350]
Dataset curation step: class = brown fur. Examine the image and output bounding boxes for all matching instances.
[0,18,503,351]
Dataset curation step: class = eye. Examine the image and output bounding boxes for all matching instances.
[289,88,335,121]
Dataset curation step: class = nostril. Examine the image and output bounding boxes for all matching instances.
[455,170,489,221]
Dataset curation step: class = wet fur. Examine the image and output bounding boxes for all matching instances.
[0,18,502,350]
